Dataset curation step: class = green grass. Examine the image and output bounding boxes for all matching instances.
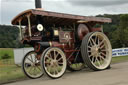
[112,56,128,64]
[0,48,26,84]
[0,65,26,83]
[0,48,14,59]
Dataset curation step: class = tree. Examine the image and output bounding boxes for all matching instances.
[111,14,128,48]
[119,14,128,47]
[0,25,22,48]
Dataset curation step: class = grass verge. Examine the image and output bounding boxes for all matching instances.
[0,65,26,83]
[0,48,14,59]
[112,56,128,64]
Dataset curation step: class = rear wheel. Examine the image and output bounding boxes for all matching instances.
[81,32,112,71]
[22,51,43,79]
[41,47,67,79]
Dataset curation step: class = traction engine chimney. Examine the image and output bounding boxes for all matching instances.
[35,0,42,8]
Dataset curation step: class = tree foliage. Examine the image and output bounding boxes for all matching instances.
[111,14,128,48]
[97,14,128,48]
[0,25,23,48]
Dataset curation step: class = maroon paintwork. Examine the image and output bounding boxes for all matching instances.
[12,9,111,65]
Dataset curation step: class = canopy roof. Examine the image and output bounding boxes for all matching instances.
[12,9,112,26]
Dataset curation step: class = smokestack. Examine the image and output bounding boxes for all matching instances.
[35,0,42,8]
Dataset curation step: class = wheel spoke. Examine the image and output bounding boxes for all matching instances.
[58,62,63,65]
[101,52,106,57]
[54,50,60,60]
[49,53,53,59]
[34,66,37,75]
[46,55,53,61]
[29,66,35,75]
[95,34,98,43]
[54,50,56,59]
[97,37,100,45]
[99,55,105,61]
[88,46,92,49]
[96,58,101,66]
[88,50,91,53]
[91,56,95,63]
[99,39,105,46]
[101,49,107,52]
[46,64,52,73]
[30,54,34,63]
[55,53,59,60]
[54,67,59,74]
[34,57,37,63]
[26,57,33,63]
[45,62,50,64]
[91,38,96,45]
[33,66,36,75]
[53,67,56,75]
[36,66,42,71]
[100,44,105,49]
[89,39,93,46]
[57,57,63,62]
[34,54,37,63]
[89,54,93,57]
[28,66,33,73]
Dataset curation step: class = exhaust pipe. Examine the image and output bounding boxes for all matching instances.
[35,0,42,8]
[35,0,43,24]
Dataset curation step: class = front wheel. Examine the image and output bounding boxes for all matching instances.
[81,32,112,71]
[22,51,43,79]
[41,47,67,79]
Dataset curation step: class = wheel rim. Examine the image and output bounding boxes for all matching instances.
[23,51,43,78]
[43,48,66,78]
[87,32,112,69]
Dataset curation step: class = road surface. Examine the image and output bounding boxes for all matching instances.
[4,62,128,85]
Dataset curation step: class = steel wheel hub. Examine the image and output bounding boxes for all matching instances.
[91,45,99,57]
[51,60,58,67]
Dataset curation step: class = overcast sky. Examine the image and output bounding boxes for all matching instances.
[1,0,128,25]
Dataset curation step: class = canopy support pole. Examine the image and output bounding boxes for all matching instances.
[27,15,32,37]
[19,20,22,40]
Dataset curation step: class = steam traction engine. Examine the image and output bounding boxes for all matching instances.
[12,0,112,79]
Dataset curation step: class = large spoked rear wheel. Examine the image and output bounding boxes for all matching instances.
[81,32,112,71]
[41,47,67,79]
[22,51,43,79]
